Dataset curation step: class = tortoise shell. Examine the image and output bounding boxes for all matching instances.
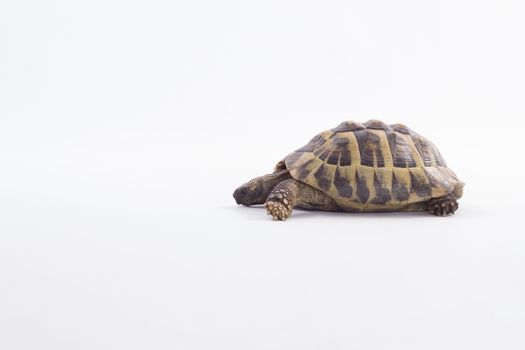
[275,120,464,212]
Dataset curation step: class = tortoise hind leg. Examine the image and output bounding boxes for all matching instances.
[426,194,459,216]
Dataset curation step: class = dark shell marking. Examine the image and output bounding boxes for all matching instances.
[313,164,332,192]
[371,174,392,204]
[296,158,317,180]
[334,167,353,198]
[355,172,370,203]
[409,170,432,198]
[392,173,410,202]
[339,148,352,166]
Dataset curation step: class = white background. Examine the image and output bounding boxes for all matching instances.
[1,0,524,349]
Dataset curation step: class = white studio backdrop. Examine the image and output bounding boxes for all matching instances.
[1,1,524,349]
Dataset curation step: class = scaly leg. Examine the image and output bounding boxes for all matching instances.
[265,179,339,221]
[426,194,459,216]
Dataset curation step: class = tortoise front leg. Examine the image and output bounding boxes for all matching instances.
[265,179,339,220]
[265,179,298,221]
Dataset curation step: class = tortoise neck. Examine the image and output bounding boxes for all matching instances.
[264,169,291,186]
[261,169,292,197]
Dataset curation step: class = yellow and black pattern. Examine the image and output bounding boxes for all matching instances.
[282,120,463,212]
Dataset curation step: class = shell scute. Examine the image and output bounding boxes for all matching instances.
[387,131,418,168]
[412,135,447,167]
[332,121,365,133]
[364,119,391,130]
[354,129,393,168]
[390,123,412,135]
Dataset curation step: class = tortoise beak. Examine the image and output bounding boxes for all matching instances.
[233,189,242,205]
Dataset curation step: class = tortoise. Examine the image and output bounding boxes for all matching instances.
[233,120,464,220]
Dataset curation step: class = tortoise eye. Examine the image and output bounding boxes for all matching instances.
[241,189,246,196]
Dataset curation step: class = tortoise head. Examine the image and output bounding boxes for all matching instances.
[233,170,292,206]
[233,176,267,206]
